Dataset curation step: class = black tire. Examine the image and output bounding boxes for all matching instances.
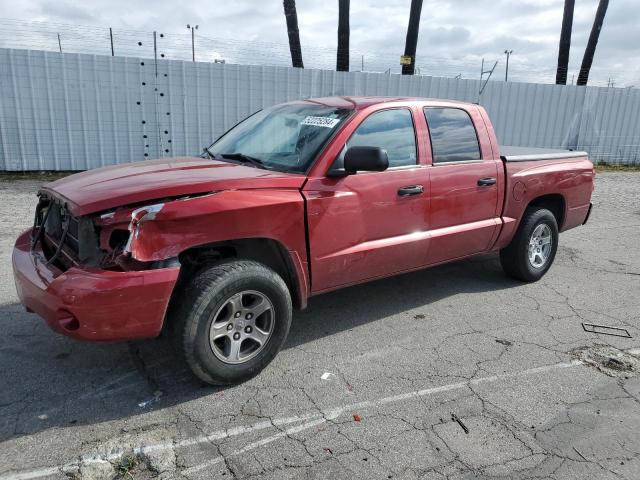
[171,260,292,385]
[500,207,559,282]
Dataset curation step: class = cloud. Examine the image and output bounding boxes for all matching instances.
[423,26,472,46]
[0,0,636,86]
[35,1,97,23]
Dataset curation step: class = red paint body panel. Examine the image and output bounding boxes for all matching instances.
[303,103,432,291]
[493,156,595,250]
[426,161,501,264]
[126,189,307,263]
[12,230,179,341]
[42,157,306,216]
[419,104,505,264]
[12,96,595,343]
[305,167,431,291]
[304,101,509,292]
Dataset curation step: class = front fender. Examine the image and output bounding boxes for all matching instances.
[128,189,307,263]
[126,188,310,307]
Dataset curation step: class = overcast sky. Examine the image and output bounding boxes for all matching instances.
[2,0,638,86]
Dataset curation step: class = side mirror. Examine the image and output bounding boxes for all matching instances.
[343,146,389,173]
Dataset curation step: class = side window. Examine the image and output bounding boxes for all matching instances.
[347,109,417,167]
[424,108,481,164]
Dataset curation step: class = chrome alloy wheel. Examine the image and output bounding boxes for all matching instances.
[528,223,553,268]
[209,290,274,364]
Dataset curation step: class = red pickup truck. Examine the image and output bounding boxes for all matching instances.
[13,96,594,384]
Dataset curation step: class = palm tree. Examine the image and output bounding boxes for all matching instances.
[555,0,575,84]
[577,0,609,86]
[283,0,304,68]
[336,0,350,71]
[402,0,424,75]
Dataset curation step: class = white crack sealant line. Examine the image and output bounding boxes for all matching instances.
[77,371,143,400]
[0,454,124,480]
[0,357,596,480]
[134,412,324,456]
[182,418,328,476]
[78,359,176,401]
[0,341,41,352]
[0,467,60,480]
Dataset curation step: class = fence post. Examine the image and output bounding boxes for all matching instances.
[153,31,158,77]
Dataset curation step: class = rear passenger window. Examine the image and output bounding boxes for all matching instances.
[424,108,481,163]
[347,109,417,167]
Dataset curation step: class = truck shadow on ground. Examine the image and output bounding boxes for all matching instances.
[0,253,520,442]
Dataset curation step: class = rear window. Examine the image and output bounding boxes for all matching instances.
[424,108,481,163]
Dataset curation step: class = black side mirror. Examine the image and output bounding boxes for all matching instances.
[343,146,389,173]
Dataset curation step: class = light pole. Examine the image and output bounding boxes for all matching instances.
[187,24,199,62]
[504,49,513,81]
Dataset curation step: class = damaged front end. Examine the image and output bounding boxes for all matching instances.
[13,191,219,342]
[31,192,212,273]
[31,195,103,269]
[93,201,178,272]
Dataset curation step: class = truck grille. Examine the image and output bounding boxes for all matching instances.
[32,196,101,270]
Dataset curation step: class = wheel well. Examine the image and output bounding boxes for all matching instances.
[175,238,302,309]
[528,194,565,229]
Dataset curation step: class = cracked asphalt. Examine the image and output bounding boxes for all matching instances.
[1,172,640,479]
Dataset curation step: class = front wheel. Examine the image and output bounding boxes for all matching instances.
[171,260,292,385]
[500,207,559,282]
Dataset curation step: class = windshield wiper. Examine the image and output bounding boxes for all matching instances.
[217,153,268,169]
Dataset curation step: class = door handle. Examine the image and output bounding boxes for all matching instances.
[477,177,497,186]
[398,185,424,197]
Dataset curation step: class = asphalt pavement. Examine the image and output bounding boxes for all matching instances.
[1,172,639,479]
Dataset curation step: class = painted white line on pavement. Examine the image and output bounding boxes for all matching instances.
[181,417,328,476]
[0,467,60,480]
[134,411,324,456]
[180,359,587,476]
[0,357,589,480]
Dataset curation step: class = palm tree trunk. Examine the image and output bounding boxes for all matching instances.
[402,0,423,75]
[283,0,304,68]
[577,0,609,86]
[336,0,350,72]
[555,0,575,84]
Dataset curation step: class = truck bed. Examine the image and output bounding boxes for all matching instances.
[500,146,588,162]
[495,145,594,251]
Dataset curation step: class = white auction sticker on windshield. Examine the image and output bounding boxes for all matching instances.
[301,116,341,128]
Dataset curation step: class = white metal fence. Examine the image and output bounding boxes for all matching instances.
[1,48,639,171]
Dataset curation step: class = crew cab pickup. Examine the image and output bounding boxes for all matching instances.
[12,97,595,384]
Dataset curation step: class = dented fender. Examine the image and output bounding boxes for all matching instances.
[116,188,310,304]
[126,189,305,259]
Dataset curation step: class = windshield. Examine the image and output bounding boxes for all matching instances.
[207,103,352,173]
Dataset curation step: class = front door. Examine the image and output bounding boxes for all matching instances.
[304,107,430,293]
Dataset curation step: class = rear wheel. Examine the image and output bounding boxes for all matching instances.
[500,207,559,282]
[171,260,292,385]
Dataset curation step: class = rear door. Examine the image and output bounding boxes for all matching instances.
[423,106,502,265]
[304,107,431,293]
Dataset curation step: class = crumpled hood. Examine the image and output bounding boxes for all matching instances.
[41,157,306,216]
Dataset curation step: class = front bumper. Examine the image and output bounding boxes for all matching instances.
[12,229,180,342]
